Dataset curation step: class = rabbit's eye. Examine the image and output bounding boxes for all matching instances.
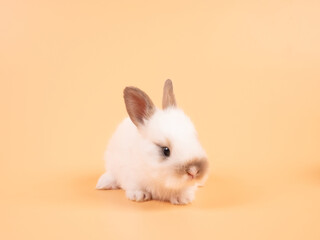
[162,147,170,157]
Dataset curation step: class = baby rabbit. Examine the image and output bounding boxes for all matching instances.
[96,80,209,204]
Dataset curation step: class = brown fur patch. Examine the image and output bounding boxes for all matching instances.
[123,87,155,127]
[175,158,209,180]
[162,79,177,109]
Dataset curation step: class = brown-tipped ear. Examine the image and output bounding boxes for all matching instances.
[162,79,177,109]
[123,87,156,127]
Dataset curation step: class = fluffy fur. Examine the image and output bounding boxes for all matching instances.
[96,80,209,204]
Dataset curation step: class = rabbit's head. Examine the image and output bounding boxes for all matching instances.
[124,80,209,189]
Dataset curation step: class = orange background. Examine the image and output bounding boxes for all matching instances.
[1,0,320,239]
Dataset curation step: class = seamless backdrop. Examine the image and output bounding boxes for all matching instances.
[1,0,320,240]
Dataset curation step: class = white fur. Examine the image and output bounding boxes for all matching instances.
[96,107,208,205]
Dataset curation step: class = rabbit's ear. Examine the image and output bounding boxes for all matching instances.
[162,79,177,109]
[124,87,156,127]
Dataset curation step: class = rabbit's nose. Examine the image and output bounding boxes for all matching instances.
[186,166,200,178]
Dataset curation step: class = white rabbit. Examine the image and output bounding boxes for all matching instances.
[96,80,209,204]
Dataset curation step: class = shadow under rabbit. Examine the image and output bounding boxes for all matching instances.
[71,171,177,211]
[71,171,261,210]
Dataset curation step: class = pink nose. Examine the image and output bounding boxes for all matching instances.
[186,166,199,178]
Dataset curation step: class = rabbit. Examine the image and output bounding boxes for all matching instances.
[96,79,209,204]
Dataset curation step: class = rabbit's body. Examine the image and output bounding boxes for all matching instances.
[97,80,209,204]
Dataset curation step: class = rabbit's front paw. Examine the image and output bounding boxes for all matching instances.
[126,190,152,202]
[170,192,195,205]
